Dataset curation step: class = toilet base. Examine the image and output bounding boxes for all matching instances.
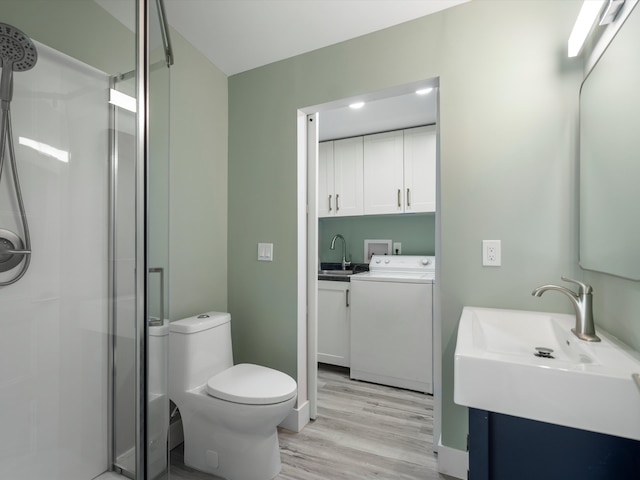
[182,418,282,480]
[176,389,296,480]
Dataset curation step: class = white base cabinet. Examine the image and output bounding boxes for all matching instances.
[317,280,350,367]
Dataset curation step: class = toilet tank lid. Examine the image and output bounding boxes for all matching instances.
[169,312,230,334]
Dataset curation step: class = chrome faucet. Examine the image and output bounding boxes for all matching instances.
[330,234,351,270]
[532,276,600,342]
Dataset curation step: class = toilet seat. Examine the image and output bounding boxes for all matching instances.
[206,363,297,405]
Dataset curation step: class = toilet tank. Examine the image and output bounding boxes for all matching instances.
[169,312,234,392]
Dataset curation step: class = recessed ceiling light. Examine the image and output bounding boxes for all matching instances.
[416,88,433,95]
[349,102,365,109]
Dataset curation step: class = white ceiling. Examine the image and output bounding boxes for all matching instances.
[162,0,471,76]
[160,1,464,139]
[96,0,468,138]
[317,82,439,141]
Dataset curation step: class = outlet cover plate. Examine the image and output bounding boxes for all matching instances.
[482,240,501,266]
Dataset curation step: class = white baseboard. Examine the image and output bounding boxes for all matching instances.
[437,435,468,480]
[279,400,310,433]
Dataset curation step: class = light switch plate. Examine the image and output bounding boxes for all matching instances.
[258,243,273,262]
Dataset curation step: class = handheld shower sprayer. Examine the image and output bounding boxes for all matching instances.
[0,23,38,286]
[0,23,37,108]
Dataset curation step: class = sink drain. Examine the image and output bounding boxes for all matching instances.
[534,347,554,359]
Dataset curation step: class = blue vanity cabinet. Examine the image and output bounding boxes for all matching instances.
[468,408,640,480]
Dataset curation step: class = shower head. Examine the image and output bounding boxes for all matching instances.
[0,23,38,105]
[0,23,38,71]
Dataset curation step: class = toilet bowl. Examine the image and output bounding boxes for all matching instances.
[169,312,297,480]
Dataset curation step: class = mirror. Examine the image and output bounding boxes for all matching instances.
[580,3,640,280]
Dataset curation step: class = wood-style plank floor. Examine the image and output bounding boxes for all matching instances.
[170,364,456,480]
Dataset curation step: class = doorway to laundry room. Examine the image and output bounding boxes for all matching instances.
[299,78,442,460]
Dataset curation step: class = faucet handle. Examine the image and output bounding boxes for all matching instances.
[561,276,593,295]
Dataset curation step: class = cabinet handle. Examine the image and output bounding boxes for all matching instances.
[346,289,350,307]
[397,189,401,208]
[328,195,332,212]
[336,194,340,212]
[407,188,411,207]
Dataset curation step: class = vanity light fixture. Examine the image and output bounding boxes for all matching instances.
[568,0,606,57]
[599,0,625,25]
[416,88,433,95]
[349,101,365,109]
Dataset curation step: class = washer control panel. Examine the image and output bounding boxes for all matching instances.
[369,255,435,273]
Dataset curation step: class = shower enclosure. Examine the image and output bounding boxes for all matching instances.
[0,1,171,479]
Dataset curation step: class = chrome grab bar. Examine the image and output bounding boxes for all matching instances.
[148,267,164,327]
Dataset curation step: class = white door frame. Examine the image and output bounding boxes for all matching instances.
[305,112,319,419]
[298,82,442,432]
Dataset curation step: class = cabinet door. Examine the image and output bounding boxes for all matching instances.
[317,281,350,367]
[404,125,436,213]
[363,130,404,215]
[333,137,364,217]
[318,141,334,217]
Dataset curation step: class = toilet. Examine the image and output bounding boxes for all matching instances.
[168,312,297,480]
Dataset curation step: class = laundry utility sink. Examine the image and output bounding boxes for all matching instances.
[318,269,353,276]
[317,269,354,282]
[454,307,640,441]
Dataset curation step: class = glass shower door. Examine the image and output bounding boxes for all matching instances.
[147,0,172,478]
[112,1,172,478]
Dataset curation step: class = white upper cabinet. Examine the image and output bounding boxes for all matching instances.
[363,126,436,215]
[320,125,436,217]
[363,130,405,215]
[318,141,334,217]
[318,137,364,217]
[403,125,436,213]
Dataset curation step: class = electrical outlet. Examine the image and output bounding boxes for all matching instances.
[393,242,402,255]
[482,240,501,266]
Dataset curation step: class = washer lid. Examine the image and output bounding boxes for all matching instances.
[206,363,297,405]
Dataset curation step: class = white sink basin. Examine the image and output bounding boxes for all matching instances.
[454,306,640,441]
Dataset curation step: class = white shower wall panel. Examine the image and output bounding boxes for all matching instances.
[0,43,110,479]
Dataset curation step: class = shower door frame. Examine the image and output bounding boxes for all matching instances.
[135,0,150,478]
[110,1,173,477]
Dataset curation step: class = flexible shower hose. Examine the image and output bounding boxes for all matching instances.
[0,104,32,286]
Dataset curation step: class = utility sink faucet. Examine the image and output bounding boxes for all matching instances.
[330,234,351,270]
[532,276,600,342]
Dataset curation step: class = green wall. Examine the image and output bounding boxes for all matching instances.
[228,0,588,451]
[1,0,135,74]
[168,28,229,319]
[319,213,436,264]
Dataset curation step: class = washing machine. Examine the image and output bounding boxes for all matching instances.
[349,254,434,393]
